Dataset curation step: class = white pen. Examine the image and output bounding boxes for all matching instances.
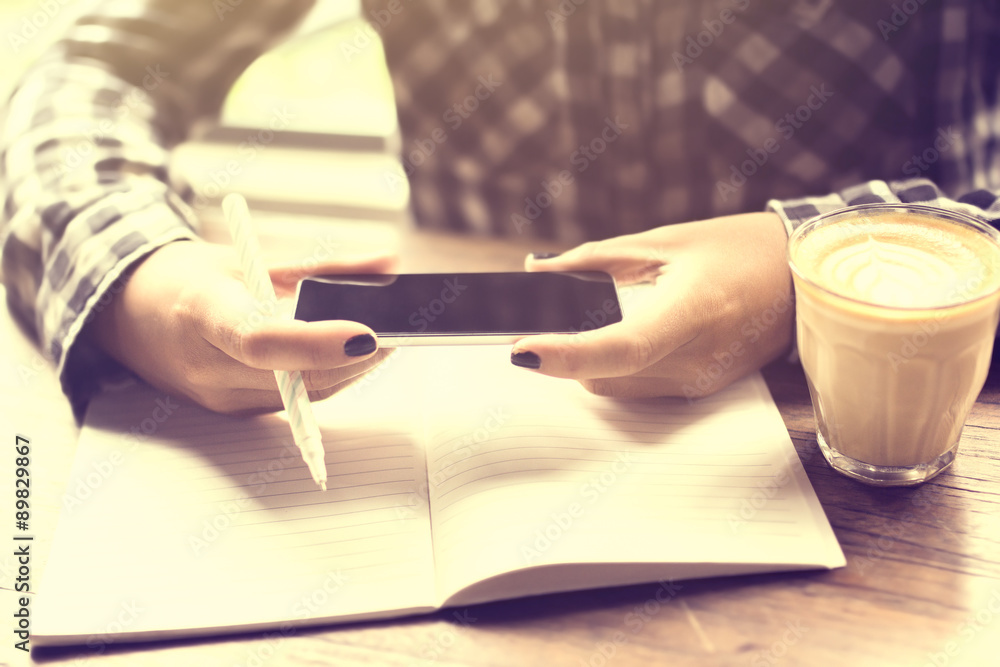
[222,193,328,491]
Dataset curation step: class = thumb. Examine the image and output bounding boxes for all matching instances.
[192,277,380,371]
[269,252,399,297]
[510,277,696,380]
[525,233,668,285]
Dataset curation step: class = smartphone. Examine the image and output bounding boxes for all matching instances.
[294,271,622,345]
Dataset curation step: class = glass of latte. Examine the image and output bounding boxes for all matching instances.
[787,203,1000,486]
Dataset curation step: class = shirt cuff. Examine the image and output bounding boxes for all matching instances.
[47,193,200,418]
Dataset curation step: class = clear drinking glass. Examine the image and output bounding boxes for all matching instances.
[787,203,1000,486]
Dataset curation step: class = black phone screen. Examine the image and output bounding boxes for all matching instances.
[294,272,621,338]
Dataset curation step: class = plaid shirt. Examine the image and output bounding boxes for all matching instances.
[2,0,999,411]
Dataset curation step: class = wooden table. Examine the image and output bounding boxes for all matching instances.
[5,226,999,667]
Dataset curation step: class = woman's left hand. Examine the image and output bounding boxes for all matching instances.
[513,212,796,399]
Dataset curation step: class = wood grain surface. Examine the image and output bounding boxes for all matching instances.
[6,227,998,667]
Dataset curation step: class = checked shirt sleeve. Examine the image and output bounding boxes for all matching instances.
[767,179,1000,236]
[0,0,315,414]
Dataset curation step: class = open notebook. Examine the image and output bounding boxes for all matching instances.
[34,345,844,646]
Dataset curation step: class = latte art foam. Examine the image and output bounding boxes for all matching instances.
[821,236,967,307]
[794,217,1000,309]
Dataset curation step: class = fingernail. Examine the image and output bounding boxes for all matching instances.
[344,334,377,357]
[530,252,562,260]
[511,350,541,369]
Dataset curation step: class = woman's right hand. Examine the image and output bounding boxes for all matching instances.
[84,240,396,414]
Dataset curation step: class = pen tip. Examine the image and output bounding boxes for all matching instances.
[319,481,327,492]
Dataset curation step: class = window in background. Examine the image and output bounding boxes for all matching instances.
[221,0,398,141]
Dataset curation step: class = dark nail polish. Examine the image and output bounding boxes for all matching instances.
[511,350,541,369]
[344,334,377,357]
[530,252,562,260]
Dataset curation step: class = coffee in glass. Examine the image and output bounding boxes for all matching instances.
[787,203,1000,485]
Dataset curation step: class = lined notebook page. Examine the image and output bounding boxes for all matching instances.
[36,372,436,643]
[417,347,844,605]
[36,344,843,644]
